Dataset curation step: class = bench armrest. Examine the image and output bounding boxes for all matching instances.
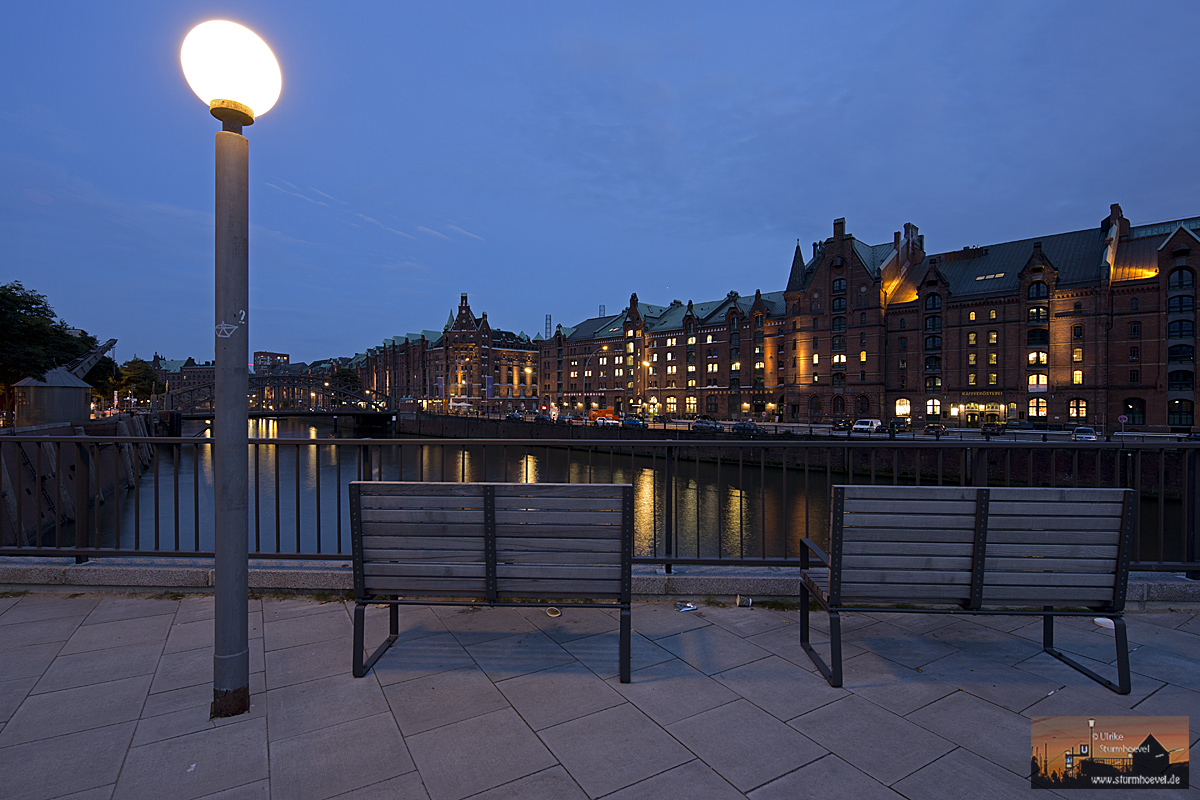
[800,538,830,567]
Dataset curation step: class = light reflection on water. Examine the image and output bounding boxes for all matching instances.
[80,418,830,560]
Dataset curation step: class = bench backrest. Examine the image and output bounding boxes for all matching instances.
[350,481,633,604]
[828,485,1134,610]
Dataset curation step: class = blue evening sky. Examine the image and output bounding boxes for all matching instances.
[4,1,1199,365]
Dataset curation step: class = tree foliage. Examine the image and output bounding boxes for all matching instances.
[331,367,362,391]
[0,281,95,389]
[117,358,165,400]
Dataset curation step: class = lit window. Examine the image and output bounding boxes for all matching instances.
[968,353,977,366]
[706,334,714,344]
[969,311,976,321]
[968,374,977,385]
[988,373,997,385]
[895,398,911,416]
[989,309,997,320]
[988,353,997,365]
[926,398,941,417]
[812,354,819,365]
[754,361,765,370]
[1028,351,1047,365]
[988,330,998,345]
[666,366,677,374]
[1027,372,1048,389]
[833,354,847,366]
[968,332,977,346]
[1072,348,1083,362]
[1072,370,1083,385]
[686,336,696,345]
[1028,398,1047,417]
[666,338,677,347]
[1069,399,1087,419]
[687,364,696,373]
[706,363,718,373]
[666,352,675,361]
[859,351,867,362]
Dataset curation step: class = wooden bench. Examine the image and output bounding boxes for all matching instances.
[350,481,633,682]
[800,485,1135,694]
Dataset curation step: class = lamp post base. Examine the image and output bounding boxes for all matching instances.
[211,686,250,719]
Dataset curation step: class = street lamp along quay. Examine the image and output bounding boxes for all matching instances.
[181,20,282,719]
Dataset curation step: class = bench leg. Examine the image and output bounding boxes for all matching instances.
[799,584,843,688]
[619,605,631,684]
[1042,609,1131,695]
[353,602,399,679]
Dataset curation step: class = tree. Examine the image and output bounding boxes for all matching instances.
[0,281,94,389]
[331,367,362,391]
[117,358,165,400]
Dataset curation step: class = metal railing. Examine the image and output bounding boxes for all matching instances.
[1,435,1197,575]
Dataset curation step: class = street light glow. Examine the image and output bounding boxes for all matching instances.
[181,20,281,120]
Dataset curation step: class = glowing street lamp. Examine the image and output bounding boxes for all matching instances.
[181,20,281,718]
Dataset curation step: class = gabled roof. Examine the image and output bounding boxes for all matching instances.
[15,367,92,389]
[852,240,896,278]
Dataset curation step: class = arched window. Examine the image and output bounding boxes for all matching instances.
[832,395,845,416]
[925,294,942,311]
[1168,320,1195,339]
[1072,347,1083,362]
[1130,298,1139,312]
[1169,399,1194,427]
[809,396,823,420]
[1028,329,1049,346]
[924,317,942,332]
[1073,325,1084,340]
[1028,398,1047,418]
[988,330,999,345]
[926,398,941,418]
[1123,398,1146,425]
[1074,301,1082,311]
[831,317,846,332]
[1168,269,1195,290]
[791,303,800,315]
[1168,371,1194,391]
[899,319,907,329]
[895,398,911,417]
[1028,282,1049,300]
[1027,372,1047,390]
[1168,296,1195,314]
[832,297,847,312]
[832,278,847,294]
[925,356,942,372]
[1169,345,1195,364]
[925,376,942,393]
[924,336,941,351]
[898,337,907,352]
[1068,399,1087,420]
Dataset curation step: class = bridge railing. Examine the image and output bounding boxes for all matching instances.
[1,435,1197,575]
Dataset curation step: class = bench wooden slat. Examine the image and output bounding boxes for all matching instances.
[843,542,975,557]
[985,572,1116,588]
[842,513,977,531]
[353,482,481,497]
[494,524,623,539]
[362,577,490,594]
[365,563,486,579]
[981,586,1116,603]
[841,555,973,570]
[361,509,483,525]
[494,497,623,512]
[360,522,484,538]
[985,516,1123,532]
[495,564,621,581]
[986,487,1133,504]
[360,534,484,549]
[987,501,1124,517]
[495,550,623,566]
[493,484,628,499]
[839,584,972,601]
[494,510,623,526]
[842,486,980,500]
[842,499,978,515]
[987,543,1118,559]
[841,570,971,585]
[843,530,978,545]
[363,548,486,562]
[497,537,622,552]
[359,495,484,510]
[496,581,623,596]
[985,530,1120,546]
[984,557,1117,573]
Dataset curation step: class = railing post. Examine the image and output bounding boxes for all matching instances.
[74,442,89,562]
[970,447,988,487]
[1188,449,1199,580]
[664,444,674,573]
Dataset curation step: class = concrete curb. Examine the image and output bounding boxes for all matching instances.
[0,559,1195,607]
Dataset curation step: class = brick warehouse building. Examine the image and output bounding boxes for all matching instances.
[352,294,539,412]
[548,204,1197,431]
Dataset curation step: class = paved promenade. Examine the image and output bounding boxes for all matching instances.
[0,592,1197,799]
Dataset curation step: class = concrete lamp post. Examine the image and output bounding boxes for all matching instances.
[181,20,282,719]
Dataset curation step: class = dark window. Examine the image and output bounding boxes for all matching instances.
[1124,398,1146,425]
[832,278,847,294]
[1129,346,1140,362]
[925,376,942,393]
[860,312,867,325]
[832,373,846,388]
[924,317,942,332]
[1130,370,1139,384]
[1073,325,1084,340]
[1130,321,1140,338]
[1130,298,1139,311]
[1168,269,1195,290]
[1168,370,1194,391]
[832,335,845,351]
[859,370,867,382]
[811,336,818,348]
[1074,301,1082,311]
[898,337,907,352]
[925,294,942,311]
[1168,295,1196,314]
[832,317,846,332]
[925,335,941,351]
[899,319,907,329]
[1168,320,1195,339]
[1169,399,1195,427]
[924,356,941,372]
[1028,282,1049,300]
[1027,329,1049,346]
[831,297,846,312]
[1168,344,1195,364]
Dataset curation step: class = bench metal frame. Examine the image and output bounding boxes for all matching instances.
[800,485,1135,694]
[350,481,634,682]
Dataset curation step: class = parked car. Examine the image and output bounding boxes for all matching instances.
[558,414,577,424]
[534,413,552,423]
[981,421,1007,436]
[851,418,884,434]
[831,418,853,432]
[505,411,523,422]
[691,418,723,432]
[730,421,768,436]
[924,422,948,436]
[888,418,911,432]
[1071,426,1098,442]
[622,416,648,429]
[595,416,620,426]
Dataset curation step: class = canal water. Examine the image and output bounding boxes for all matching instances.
[81,418,832,561]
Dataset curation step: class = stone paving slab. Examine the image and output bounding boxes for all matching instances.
[0,593,1197,799]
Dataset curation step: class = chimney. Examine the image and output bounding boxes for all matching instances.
[894,231,901,250]
[833,217,846,240]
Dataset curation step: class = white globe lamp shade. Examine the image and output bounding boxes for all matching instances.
[181,20,281,124]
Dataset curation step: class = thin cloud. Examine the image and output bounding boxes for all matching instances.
[447,224,485,241]
[417,225,452,240]
[265,182,329,207]
[308,186,348,205]
[353,211,417,239]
